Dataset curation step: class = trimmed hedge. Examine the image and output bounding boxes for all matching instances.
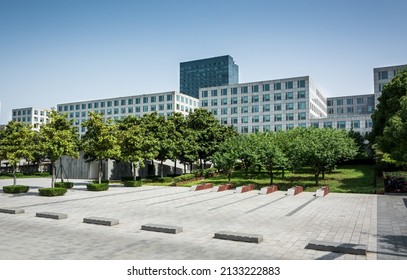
[121,176,141,181]
[38,187,67,196]
[172,173,197,183]
[92,179,109,184]
[54,182,74,189]
[2,185,30,194]
[123,180,143,187]
[86,183,109,191]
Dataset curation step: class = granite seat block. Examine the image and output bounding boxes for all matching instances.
[36,212,68,220]
[306,239,367,255]
[141,223,183,234]
[287,186,303,196]
[234,184,255,193]
[316,186,330,197]
[260,185,278,194]
[214,231,263,243]
[0,208,25,214]
[83,217,119,226]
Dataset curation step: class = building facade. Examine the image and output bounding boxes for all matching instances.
[199,76,328,133]
[374,64,407,104]
[180,55,239,99]
[11,107,49,131]
[57,91,199,134]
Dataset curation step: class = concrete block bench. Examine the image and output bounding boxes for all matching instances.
[36,212,68,220]
[214,231,263,243]
[83,217,119,226]
[212,184,233,192]
[190,183,213,191]
[141,223,183,234]
[0,207,25,214]
[260,185,278,194]
[306,239,367,255]
[316,186,330,197]
[287,186,303,196]
[234,184,256,193]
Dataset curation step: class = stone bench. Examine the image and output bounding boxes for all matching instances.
[190,183,213,191]
[141,223,183,234]
[0,207,25,214]
[287,186,303,196]
[306,240,367,255]
[214,231,263,243]
[212,184,233,192]
[36,212,68,220]
[316,186,330,197]
[260,185,278,194]
[234,184,256,193]
[83,217,119,226]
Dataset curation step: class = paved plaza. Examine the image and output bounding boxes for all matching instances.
[0,178,406,260]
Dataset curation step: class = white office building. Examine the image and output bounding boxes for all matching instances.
[11,107,49,131]
[57,91,199,134]
[199,76,327,133]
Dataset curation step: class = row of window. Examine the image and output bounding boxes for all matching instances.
[234,119,373,134]
[202,102,307,112]
[13,110,47,116]
[201,81,306,97]
[327,96,374,106]
[218,113,308,124]
[201,91,307,102]
[59,95,197,112]
[12,117,47,123]
[328,106,374,114]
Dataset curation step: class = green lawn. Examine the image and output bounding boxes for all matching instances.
[0,172,52,180]
[175,165,379,194]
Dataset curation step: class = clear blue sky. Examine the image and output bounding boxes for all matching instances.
[0,0,406,124]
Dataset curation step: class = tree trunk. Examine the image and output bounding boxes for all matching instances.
[269,167,273,185]
[98,160,103,184]
[183,163,186,174]
[282,166,285,179]
[160,159,164,178]
[59,159,64,182]
[228,171,231,183]
[13,164,17,186]
[200,158,203,169]
[174,159,177,175]
[322,166,326,179]
[132,162,137,180]
[315,170,320,186]
[52,161,56,188]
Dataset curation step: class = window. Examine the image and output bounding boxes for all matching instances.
[357,106,364,114]
[274,93,281,101]
[211,109,217,115]
[286,103,294,110]
[357,97,363,104]
[298,112,306,120]
[159,95,164,102]
[221,88,228,96]
[241,126,249,133]
[263,104,270,112]
[252,85,259,92]
[324,122,332,128]
[347,107,354,113]
[231,117,238,124]
[274,83,281,90]
[327,100,333,106]
[82,104,87,109]
[87,103,92,109]
[128,107,133,113]
[211,99,218,106]
[221,98,228,105]
[221,118,227,125]
[211,90,218,97]
[167,95,172,101]
[311,122,319,128]
[135,98,140,104]
[263,125,271,132]
[328,108,334,114]
[274,114,282,122]
[241,116,248,123]
[202,91,208,98]
[368,106,374,113]
[159,104,164,111]
[337,99,343,106]
[337,107,344,114]
[114,108,119,114]
[231,97,238,104]
[241,86,248,93]
[143,97,148,103]
[100,102,105,108]
[379,70,388,80]
[347,98,353,105]
[252,95,259,102]
[252,126,260,133]
[231,107,238,114]
[274,104,281,111]
[128,99,133,105]
[263,84,270,91]
[143,106,148,112]
[365,119,373,128]
[241,106,248,113]
[64,106,68,111]
[297,80,306,88]
[252,105,259,113]
[285,81,293,89]
[351,120,360,129]
[121,99,126,106]
[121,108,126,114]
[263,115,271,122]
[241,96,248,103]
[286,113,294,121]
[252,115,259,123]
[221,108,228,115]
[231,87,238,95]
[135,107,141,112]
[274,124,282,131]
[337,121,346,129]
[298,101,306,109]
[286,92,293,99]
[263,94,270,102]
[167,103,173,110]
[114,100,119,106]
[298,91,306,99]
[69,105,74,111]
[202,100,208,107]
[286,123,294,130]
[299,123,307,128]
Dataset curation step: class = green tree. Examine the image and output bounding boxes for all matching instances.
[234,134,259,176]
[211,137,238,182]
[0,121,35,186]
[117,115,159,179]
[81,112,121,184]
[40,110,79,187]
[254,132,288,185]
[287,128,357,186]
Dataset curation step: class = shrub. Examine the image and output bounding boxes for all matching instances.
[38,187,67,196]
[2,185,30,194]
[172,173,197,183]
[54,182,74,188]
[203,167,217,178]
[121,176,141,181]
[86,183,109,191]
[123,180,143,187]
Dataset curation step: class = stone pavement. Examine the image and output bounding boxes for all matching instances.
[0,178,406,260]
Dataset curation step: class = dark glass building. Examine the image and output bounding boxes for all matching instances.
[180,55,239,99]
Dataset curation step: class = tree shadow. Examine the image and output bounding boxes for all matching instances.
[376,234,407,259]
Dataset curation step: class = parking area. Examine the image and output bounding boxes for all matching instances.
[0,178,406,260]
